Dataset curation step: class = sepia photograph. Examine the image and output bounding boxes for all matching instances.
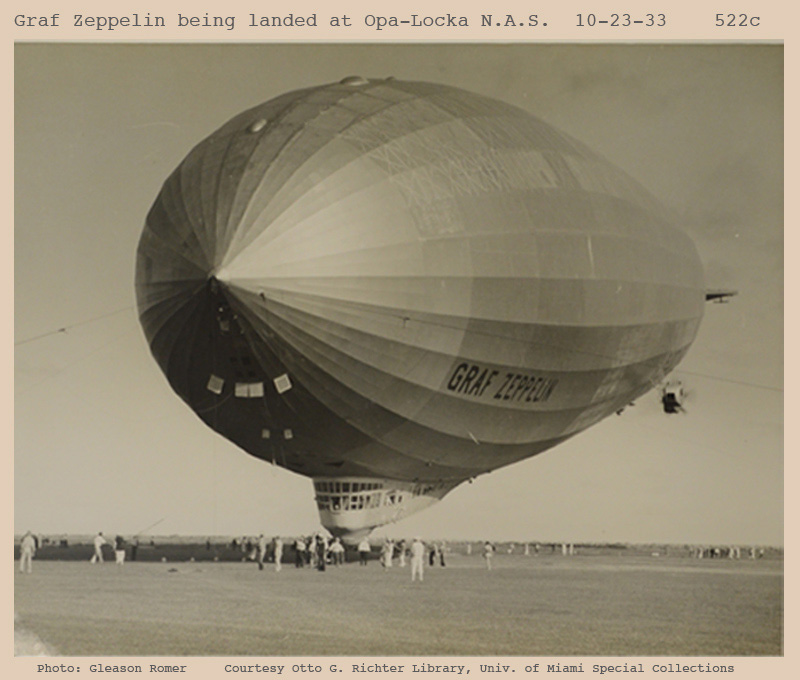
[14,42,782,657]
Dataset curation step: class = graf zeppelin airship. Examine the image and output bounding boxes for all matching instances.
[136,76,706,541]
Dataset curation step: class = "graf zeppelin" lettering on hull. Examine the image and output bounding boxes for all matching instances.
[136,76,706,541]
[446,362,559,404]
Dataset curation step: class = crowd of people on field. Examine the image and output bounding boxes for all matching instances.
[19,531,770,576]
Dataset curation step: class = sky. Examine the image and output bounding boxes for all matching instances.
[13,43,783,545]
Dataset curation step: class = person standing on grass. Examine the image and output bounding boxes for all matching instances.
[273,537,283,572]
[483,541,495,570]
[256,534,268,571]
[316,534,327,571]
[329,537,344,566]
[114,535,126,566]
[294,536,306,568]
[358,537,371,565]
[306,535,315,567]
[410,537,425,582]
[19,531,36,573]
[381,539,394,569]
[90,532,107,564]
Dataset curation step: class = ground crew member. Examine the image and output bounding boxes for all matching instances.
[19,531,36,573]
[90,532,107,563]
[329,537,345,565]
[294,537,306,568]
[256,534,268,570]
[358,537,371,565]
[410,537,425,582]
[114,535,126,565]
[483,541,494,570]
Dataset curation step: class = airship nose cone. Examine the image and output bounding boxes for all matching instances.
[213,266,231,284]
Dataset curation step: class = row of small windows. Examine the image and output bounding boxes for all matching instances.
[412,483,446,496]
[314,481,384,494]
[262,429,292,440]
[316,492,403,512]
[206,373,293,397]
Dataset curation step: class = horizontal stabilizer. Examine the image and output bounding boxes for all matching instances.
[705,289,738,303]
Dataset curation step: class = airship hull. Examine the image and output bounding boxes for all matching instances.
[136,77,705,538]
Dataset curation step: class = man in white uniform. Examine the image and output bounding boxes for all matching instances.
[358,537,371,566]
[483,541,494,570]
[329,537,344,566]
[410,537,425,582]
[90,532,107,563]
[19,531,36,573]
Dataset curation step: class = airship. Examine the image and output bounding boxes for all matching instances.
[136,76,706,542]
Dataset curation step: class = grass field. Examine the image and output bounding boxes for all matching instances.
[14,554,782,656]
